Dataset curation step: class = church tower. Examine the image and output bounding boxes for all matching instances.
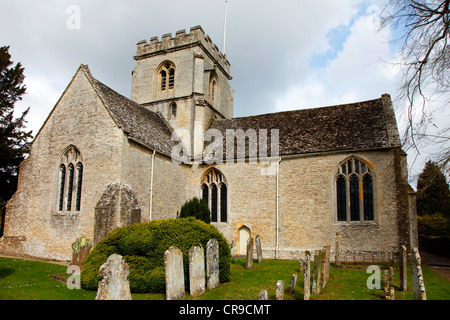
[131,26,234,157]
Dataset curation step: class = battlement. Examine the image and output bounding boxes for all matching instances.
[135,26,231,75]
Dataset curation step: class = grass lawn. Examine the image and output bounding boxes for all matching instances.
[1,256,449,300]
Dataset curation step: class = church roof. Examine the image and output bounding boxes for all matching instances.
[80,65,178,156]
[209,95,401,158]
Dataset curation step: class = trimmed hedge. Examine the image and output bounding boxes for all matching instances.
[81,217,231,293]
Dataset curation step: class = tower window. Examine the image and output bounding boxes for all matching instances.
[158,62,175,91]
[170,102,177,119]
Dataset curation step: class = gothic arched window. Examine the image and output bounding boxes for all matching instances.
[57,146,83,212]
[170,102,177,119]
[201,168,228,223]
[336,158,374,222]
[158,62,175,91]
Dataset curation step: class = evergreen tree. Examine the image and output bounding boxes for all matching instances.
[416,160,450,217]
[177,198,211,224]
[0,45,32,206]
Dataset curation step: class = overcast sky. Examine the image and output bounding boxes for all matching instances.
[0,0,447,184]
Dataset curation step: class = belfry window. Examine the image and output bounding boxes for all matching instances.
[57,146,83,212]
[170,102,177,119]
[158,62,175,91]
[336,158,374,222]
[201,168,228,223]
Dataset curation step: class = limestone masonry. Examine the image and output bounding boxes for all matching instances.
[0,25,417,262]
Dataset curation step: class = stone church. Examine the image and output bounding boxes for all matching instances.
[0,26,417,261]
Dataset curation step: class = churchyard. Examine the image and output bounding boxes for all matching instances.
[1,252,449,300]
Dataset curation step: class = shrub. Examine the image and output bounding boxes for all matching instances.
[177,197,211,224]
[81,217,231,293]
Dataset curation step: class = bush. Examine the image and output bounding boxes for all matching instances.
[81,217,231,293]
[177,197,211,224]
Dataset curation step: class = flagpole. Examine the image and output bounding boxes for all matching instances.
[223,0,228,55]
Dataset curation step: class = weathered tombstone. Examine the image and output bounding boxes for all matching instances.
[335,232,341,267]
[390,287,395,300]
[312,250,322,294]
[230,241,236,257]
[246,238,254,269]
[255,235,263,263]
[276,280,284,300]
[164,246,185,300]
[400,245,407,292]
[389,266,395,282]
[189,244,205,297]
[384,269,390,300]
[259,290,268,300]
[304,250,311,300]
[412,247,427,300]
[289,273,297,293]
[71,235,92,268]
[299,258,304,273]
[95,254,132,300]
[321,246,329,289]
[206,239,219,290]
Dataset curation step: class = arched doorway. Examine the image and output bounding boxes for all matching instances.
[238,226,251,255]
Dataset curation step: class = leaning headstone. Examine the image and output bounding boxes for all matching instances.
[164,246,185,300]
[206,239,219,290]
[312,250,323,294]
[289,273,297,293]
[304,250,311,300]
[246,238,254,269]
[71,236,92,268]
[95,254,132,300]
[335,232,341,267]
[400,245,407,292]
[276,280,284,300]
[412,247,427,300]
[255,235,263,263]
[259,290,268,300]
[189,244,205,297]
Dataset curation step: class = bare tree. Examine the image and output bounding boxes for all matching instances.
[381,0,449,173]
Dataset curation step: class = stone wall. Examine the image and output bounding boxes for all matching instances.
[0,69,125,260]
[184,148,407,260]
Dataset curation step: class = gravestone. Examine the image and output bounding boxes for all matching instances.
[255,235,263,263]
[276,280,284,300]
[400,245,407,292]
[321,246,329,289]
[246,238,253,269]
[259,290,268,300]
[384,269,390,300]
[289,273,297,293]
[71,235,92,268]
[206,239,219,290]
[95,254,132,300]
[312,250,322,294]
[389,266,395,282]
[412,247,427,300]
[189,244,205,297]
[299,258,304,273]
[164,246,185,300]
[335,232,341,267]
[304,250,311,300]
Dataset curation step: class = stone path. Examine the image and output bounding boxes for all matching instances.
[421,251,450,280]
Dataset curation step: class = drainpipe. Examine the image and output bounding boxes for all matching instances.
[275,157,281,259]
[149,149,156,221]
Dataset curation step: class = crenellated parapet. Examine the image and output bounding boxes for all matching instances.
[135,25,231,76]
